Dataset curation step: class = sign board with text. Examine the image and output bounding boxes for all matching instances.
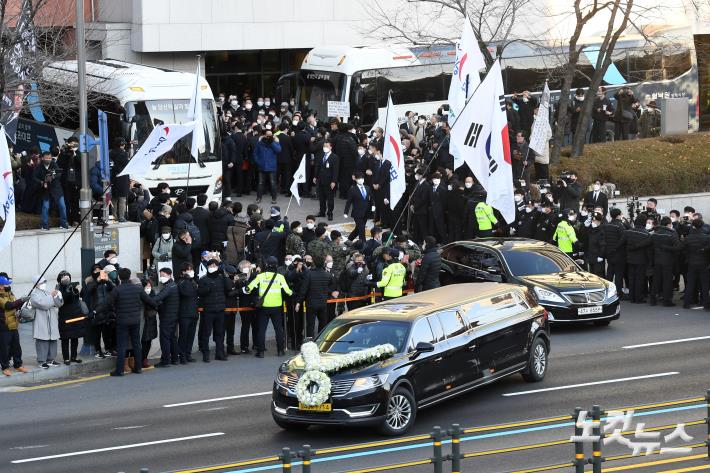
[327,101,350,119]
[94,228,119,260]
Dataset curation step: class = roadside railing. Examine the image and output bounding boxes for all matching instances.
[127,391,710,473]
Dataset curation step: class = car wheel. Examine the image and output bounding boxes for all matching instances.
[380,387,417,436]
[273,416,309,431]
[522,338,548,383]
[593,319,611,327]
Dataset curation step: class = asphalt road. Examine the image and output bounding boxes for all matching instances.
[3,301,710,473]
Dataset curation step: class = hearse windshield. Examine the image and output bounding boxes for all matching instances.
[316,319,410,354]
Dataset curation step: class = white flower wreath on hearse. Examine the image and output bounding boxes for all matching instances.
[295,342,397,406]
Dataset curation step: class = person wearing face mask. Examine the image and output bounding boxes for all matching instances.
[152,268,180,368]
[600,208,628,298]
[517,200,539,239]
[176,263,199,363]
[533,201,557,243]
[681,219,710,310]
[428,172,448,244]
[354,144,370,184]
[409,169,432,244]
[375,248,407,301]
[624,216,654,303]
[295,255,336,339]
[553,171,581,215]
[197,259,235,362]
[56,271,86,365]
[301,215,317,245]
[152,226,174,275]
[253,130,282,204]
[247,256,292,357]
[553,209,579,257]
[570,88,586,142]
[81,264,115,358]
[57,136,81,226]
[333,122,358,199]
[582,213,606,277]
[314,140,339,221]
[285,221,306,258]
[591,86,614,143]
[369,143,392,228]
[98,250,120,271]
[649,216,682,307]
[583,180,609,216]
[0,274,30,376]
[30,275,62,368]
[344,171,375,242]
[415,236,442,292]
[33,151,68,230]
[234,260,259,353]
[340,253,370,310]
[512,90,538,136]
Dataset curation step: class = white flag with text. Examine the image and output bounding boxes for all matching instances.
[383,94,405,210]
[187,62,205,161]
[119,123,195,177]
[290,154,307,205]
[0,127,15,253]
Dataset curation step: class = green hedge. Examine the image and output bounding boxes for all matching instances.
[551,132,710,196]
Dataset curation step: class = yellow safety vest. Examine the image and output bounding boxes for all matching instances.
[377,263,406,298]
[475,202,498,231]
[554,220,578,253]
[247,272,293,308]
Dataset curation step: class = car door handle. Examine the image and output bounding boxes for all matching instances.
[434,356,443,362]
[468,344,477,352]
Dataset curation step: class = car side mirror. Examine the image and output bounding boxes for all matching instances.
[411,341,435,360]
[574,259,585,267]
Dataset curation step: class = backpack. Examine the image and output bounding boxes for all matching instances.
[185,222,202,248]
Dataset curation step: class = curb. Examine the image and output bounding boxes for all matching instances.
[0,357,116,389]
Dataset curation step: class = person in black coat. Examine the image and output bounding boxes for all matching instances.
[139,278,158,369]
[410,172,432,244]
[591,86,614,143]
[344,171,374,242]
[682,219,710,309]
[153,268,180,367]
[600,208,627,297]
[176,263,199,363]
[428,172,448,244]
[415,237,441,292]
[553,172,581,214]
[292,123,313,197]
[56,271,86,364]
[625,218,653,303]
[33,152,68,230]
[314,140,339,220]
[275,123,294,195]
[295,256,337,338]
[231,127,249,197]
[369,144,392,228]
[56,138,81,225]
[650,216,682,307]
[172,230,193,275]
[335,125,358,199]
[583,180,609,216]
[207,201,234,252]
[197,259,235,362]
[110,268,157,376]
[109,138,130,222]
[221,129,237,199]
[190,195,211,254]
[583,213,605,277]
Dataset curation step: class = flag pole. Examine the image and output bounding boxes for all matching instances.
[186,55,200,201]
[284,195,294,217]
[385,61,493,245]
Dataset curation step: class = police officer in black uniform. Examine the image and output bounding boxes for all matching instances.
[649,216,682,307]
[625,217,653,304]
[600,208,627,298]
[682,219,710,309]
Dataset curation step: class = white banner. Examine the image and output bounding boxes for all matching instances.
[290,155,307,205]
[187,62,205,160]
[383,95,405,210]
[118,123,195,177]
[0,126,16,253]
[529,81,552,155]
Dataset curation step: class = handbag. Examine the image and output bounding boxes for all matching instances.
[255,273,278,309]
[19,300,35,323]
[79,299,90,316]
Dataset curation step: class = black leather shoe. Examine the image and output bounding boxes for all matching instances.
[132,369,142,374]
[327,214,333,221]
[215,356,228,361]
[240,348,251,355]
[109,371,123,377]
[155,362,171,368]
[277,350,285,356]
[255,351,265,358]
[227,349,240,356]
[187,357,197,363]
[179,358,187,365]
[202,354,210,363]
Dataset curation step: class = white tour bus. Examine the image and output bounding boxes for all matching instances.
[14,59,223,201]
[287,34,699,132]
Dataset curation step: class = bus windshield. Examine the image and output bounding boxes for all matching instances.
[297,70,346,120]
[125,99,220,163]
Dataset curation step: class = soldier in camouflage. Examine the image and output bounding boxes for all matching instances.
[328,230,351,279]
[285,221,306,257]
[307,226,332,264]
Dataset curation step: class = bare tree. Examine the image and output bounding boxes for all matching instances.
[364,0,533,66]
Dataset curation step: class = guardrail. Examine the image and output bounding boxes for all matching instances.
[126,391,710,473]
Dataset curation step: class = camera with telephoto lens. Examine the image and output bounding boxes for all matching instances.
[556,173,573,187]
[626,196,642,222]
[262,135,274,144]
[44,169,58,184]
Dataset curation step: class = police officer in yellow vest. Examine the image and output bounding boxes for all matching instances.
[554,209,579,257]
[247,256,292,358]
[377,248,407,300]
[475,200,498,238]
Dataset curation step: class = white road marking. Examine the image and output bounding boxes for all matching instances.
[197,406,230,412]
[623,336,710,349]
[163,391,271,408]
[503,372,679,397]
[112,425,147,430]
[11,432,224,464]
[10,445,48,450]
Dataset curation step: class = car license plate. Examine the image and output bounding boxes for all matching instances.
[578,306,603,315]
[298,402,332,412]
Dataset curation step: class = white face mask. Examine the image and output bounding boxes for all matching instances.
[432,179,441,186]
[357,149,365,156]
[569,216,577,222]
[285,259,293,267]
[415,174,422,181]
[109,257,118,265]
[245,104,252,110]
[322,147,330,154]
[645,223,653,231]
[465,182,473,189]
[162,233,171,240]
[159,276,170,284]
[356,179,364,185]
[208,266,218,274]
[525,207,533,213]
[326,261,333,269]
[293,227,302,234]
[230,100,238,107]
[292,119,299,125]
[265,125,272,131]
[671,217,677,223]
[257,101,264,107]
[514,195,523,202]
[593,184,601,191]
[265,101,271,107]
[580,210,588,217]
[185,271,194,278]
[38,283,47,291]
[144,287,151,294]
[242,268,250,275]
[306,222,314,230]
[591,222,599,228]
[418,119,425,125]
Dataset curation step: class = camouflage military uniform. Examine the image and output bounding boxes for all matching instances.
[307,238,331,264]
[329,241,350,278]
[285,233,306,257]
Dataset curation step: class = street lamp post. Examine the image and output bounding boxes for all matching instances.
[76,0,93,279]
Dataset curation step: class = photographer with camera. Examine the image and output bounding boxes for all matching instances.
[553,171,581,215]
[253,129,282,205]
[56,271,86,365]
[614,86,639,141]
[33,151,68,230]
[110,137,130,223]
[591,86,614,143]
[57,137,81,226]
[637,198,659,225]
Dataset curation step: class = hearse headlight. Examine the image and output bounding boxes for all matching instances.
[276,371,292,388]
[606,283,617,299]
[534,287,565,304]
[350,374,389,394]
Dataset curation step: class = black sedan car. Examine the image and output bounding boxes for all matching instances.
[440,238,620,325]
[272,283,550,435]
